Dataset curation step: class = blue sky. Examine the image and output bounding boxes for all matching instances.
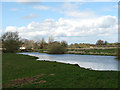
[3,2,118,29]
[3,2,66,29]
[2,2,118,44]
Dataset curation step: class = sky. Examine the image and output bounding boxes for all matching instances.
[1,2,118,44]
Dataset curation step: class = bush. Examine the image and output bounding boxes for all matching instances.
[47,41,67,54]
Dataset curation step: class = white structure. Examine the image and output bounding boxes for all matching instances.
[19,47,26,50]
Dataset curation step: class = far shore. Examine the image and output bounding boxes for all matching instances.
[19,48,117,56]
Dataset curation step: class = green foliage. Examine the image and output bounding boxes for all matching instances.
[96,40,110,46]
[67,48,117,56]
[47,41,67,54]
[68,43,90,48]
[2,32,21,53]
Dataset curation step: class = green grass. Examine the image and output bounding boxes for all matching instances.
[79,49,116,53]
[2,53,118,88]
[67,49,117,56]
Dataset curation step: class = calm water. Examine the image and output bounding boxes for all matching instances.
[19,52,119,71]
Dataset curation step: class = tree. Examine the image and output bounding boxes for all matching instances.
[40,37,47,49]
[96,40,104,46]
[61,40,68,47]
[20,39,34,50]
[33,42,39,49]
[104,41,108,45]
[48,36,54,44]
[47,41,67,54]
[2,32,21,53]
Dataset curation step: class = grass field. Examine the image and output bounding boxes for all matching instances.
[2,53,118,88]
[67,49,117,56]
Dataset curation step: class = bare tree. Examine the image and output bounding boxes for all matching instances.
[48,36,54,44]
[61,40,68,47]
[40,37,47,49]
[20,39,34,50]
[96,40,104,46]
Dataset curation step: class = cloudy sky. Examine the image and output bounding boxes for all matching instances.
[2,2,118,44]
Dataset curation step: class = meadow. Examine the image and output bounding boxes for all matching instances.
[67,48,117,56]
[2,53,118,88]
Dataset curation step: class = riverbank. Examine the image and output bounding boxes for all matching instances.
[20,48,117,56]
[3,53,118,88]
[36,48,117,56]
[66,52,116,56]
[67,48,117,56]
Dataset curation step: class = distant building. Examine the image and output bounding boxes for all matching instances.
[19,44,26,51]
[19,47,26,50]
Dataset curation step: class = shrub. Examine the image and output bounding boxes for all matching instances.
[47,41,67,54]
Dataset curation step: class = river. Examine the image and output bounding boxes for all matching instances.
[19,52,119,71]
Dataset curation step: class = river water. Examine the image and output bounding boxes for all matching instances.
[19,52,119,71]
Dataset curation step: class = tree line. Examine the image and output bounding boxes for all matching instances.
[1,32,119,56]
[1,32,68,54]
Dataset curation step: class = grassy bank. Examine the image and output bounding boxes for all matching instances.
[67,48,117,56]
[3,53,118,88]
[20,48,117,56]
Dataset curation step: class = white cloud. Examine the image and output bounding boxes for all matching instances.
[4,15,118,43]
[3,2,118,43]
[5,26,17,32]
[59,2,97,19]
[15,0,41,2]
[63,10,96,18]
[22,13,40,20]
[33,6,50,10]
